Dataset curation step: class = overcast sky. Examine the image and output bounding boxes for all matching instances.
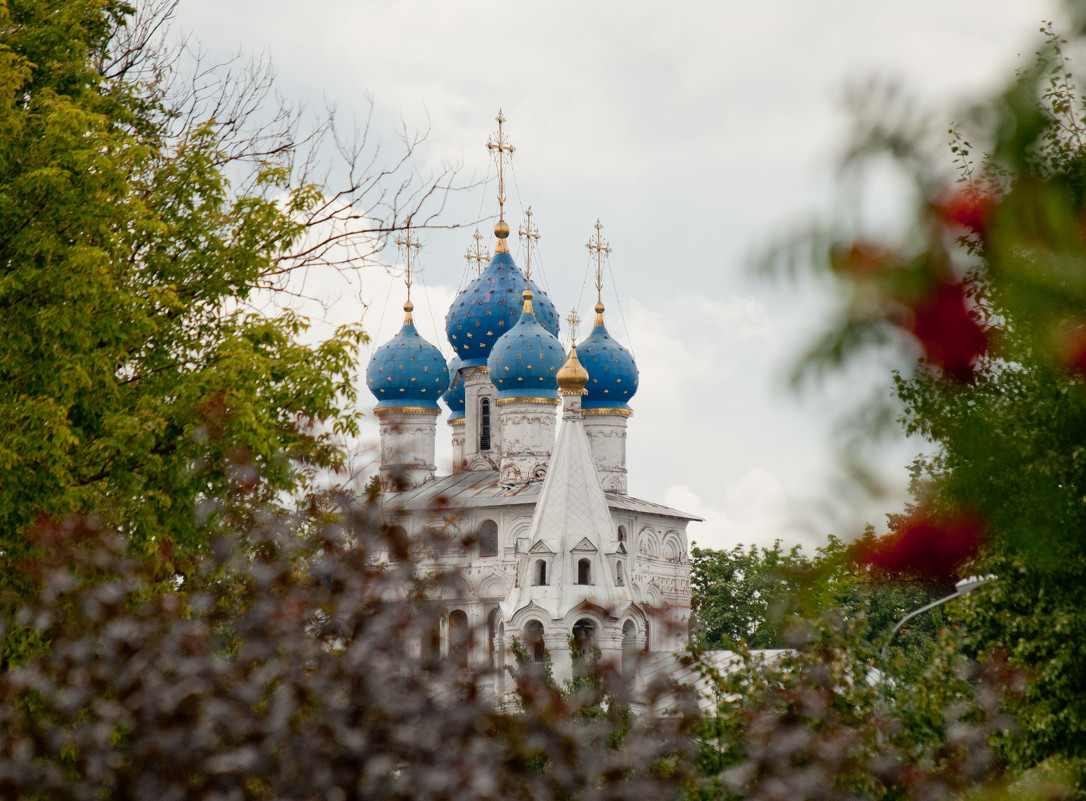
[171,1,1058,551]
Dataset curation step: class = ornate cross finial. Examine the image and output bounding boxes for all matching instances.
[586,219,611,306]
[567,308,581,346]
[464,228,489,276]
[518,206,540,284]
[395,227,421,308]
[486,110,515,252]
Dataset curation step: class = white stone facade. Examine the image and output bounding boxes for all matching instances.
[496,397,558,487]
[582,409,631,494]
[377,361,696,689]
[374,407,440,489]
[460,367,499,471]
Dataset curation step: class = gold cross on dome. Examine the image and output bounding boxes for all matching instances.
[567,308,581,346]
[586,219,611,305]
[464,228,489,276]
[395,227,422,302]
[518,206,540,283]
[486,109,515,224]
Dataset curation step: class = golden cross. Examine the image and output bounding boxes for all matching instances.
[567,308,581,345]
[518,206,540,283]
[395,228,421,303]
[464,228,489,276]
[586,219,611,305]
[486,109,515,225]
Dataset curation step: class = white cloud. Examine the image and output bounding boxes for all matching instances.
[167,0,1057,545]
[665,472,826,553]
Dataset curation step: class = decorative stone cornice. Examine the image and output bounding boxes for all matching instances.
[374,406,441,418]
[495,397,560,406]
[582,407,633,417]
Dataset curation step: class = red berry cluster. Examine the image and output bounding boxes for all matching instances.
[861,506,984,581]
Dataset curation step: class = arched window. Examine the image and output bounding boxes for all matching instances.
[449,610,470,667]
[572,618,598,669]
[386,524,407,562]
[577,558,592,585]
[534,559,547,586]
[615,560,625,586]
[622,620,637,676]
[617,525,627,544]
[525,619,545,663]
[487,609,500,668]
[423,620,441,668]
[480,398,491,451]
[478,519,498,557]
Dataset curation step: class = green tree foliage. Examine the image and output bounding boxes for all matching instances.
[0,504,697,800]
[689,617,1028,801]
[887,26,1086,785]
[690,541,814,650]
[767,12,1086,790]
[0,0,450,648]
[691,537,948,679]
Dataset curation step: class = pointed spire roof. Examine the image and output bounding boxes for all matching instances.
[501,350,633,620]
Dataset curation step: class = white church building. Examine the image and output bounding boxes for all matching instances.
[364,115,697,688]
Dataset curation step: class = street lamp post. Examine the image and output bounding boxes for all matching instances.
[878,575,994,665]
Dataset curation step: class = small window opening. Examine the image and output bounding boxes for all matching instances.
[478,520,498,557]
[423,621,441,667]
[480,398,491,451]
[622,620,637,676]
[487,610,500,668]
[525,619,545,662]
[615,560,625,586]
[449,610,470,667]
[617,525,626,544]
[577,558,592,585]
[534,559,547,586]
[572,618,598,668]
[386,525,407,562]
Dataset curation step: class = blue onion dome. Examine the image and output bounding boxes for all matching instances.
[366,302,450,409]
[580,302,639,410]
[487,290,567,400]
[441,355,465,420]
[445,250,560,367]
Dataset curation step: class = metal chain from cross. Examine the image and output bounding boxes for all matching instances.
[464,228,489,276]
[586,219,612,305]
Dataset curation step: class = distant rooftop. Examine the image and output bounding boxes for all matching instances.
[383,470,702,522]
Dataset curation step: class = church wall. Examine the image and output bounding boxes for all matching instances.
[583,411,630,494]
[380,499,693,673]
[375,341,693,682]
[461,367,500,470]
[627,513,692,652]
[449,419,465,471]
[496,398,558,486]
[375,408,439,488]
